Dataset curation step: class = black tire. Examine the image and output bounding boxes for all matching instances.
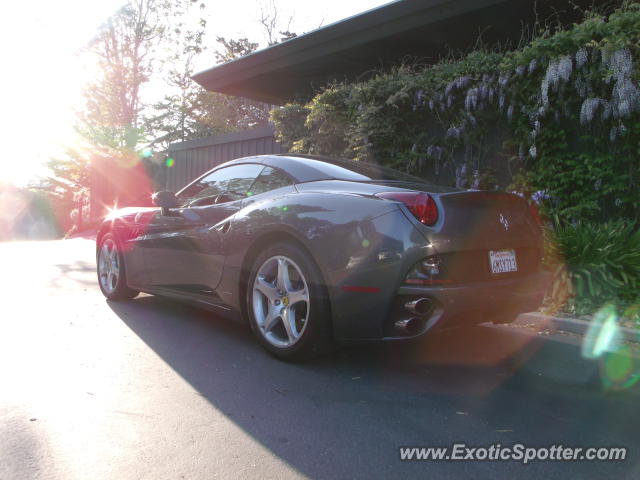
[246,242,332,361]
[96,232,139,300]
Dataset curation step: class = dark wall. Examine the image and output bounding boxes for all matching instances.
[165,126,284,192]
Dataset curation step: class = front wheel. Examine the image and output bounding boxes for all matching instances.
[247,242,331,361]
[97,233,139,300]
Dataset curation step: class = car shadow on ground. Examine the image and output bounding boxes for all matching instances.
[107,295,640,479]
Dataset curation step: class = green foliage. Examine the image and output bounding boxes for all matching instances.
[143,35,271,151]
[78,0,194,153]
[271,3,640,221]
[526,129,639,222]
[49,0,201,197]
[547,219,640,315]
[304,86,355,157]
[271,104,311,152]
[39,0,211,228]
[214,37,259,63]
[144,32,278,153]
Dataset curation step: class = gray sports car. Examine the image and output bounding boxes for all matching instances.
[96,154,547,360]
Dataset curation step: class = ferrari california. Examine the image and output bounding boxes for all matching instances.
[96,154,547,360]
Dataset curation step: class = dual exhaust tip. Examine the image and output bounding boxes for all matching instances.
[405,298,433,316]
[394,298,433,336]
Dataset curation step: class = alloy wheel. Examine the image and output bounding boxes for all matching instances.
[252,255,310,348]
[98,238,120,295]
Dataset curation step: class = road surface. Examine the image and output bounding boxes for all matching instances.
[1,239,638,479]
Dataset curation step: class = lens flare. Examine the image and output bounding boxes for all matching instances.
[582,304,621,359]
[91,155,156,219]
[166,157,175,168]
[0,185,62,240]
[141,148,153,158]
[115,149,141,169]
[581,304,640,390]
[601,346,640,390]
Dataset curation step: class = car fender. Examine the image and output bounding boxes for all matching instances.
[217,191,434,339]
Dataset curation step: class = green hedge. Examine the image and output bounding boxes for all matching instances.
[272,3,640,224]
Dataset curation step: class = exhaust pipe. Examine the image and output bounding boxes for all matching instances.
[394,317,422,335]
[405,298,432,316]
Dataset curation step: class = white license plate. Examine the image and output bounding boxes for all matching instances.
[489,249,518,274]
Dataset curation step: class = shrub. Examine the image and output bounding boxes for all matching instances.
[272,3,640,223]
[545,219,640,315]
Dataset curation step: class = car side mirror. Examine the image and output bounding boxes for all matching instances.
[152,191,178,215]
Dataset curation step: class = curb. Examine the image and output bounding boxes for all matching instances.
[484,315,640,388]
[516,312,640,344]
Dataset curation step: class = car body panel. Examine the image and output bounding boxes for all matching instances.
[136,201,241,291]
[217,189,405,326]
[102,207,155,286]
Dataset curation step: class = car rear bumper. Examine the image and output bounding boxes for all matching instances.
[382,271,550,339]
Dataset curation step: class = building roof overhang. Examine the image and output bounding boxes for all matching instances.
[192,0,597,104]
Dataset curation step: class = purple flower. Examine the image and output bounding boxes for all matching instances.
[576,48,588,68]
[532,190,550,204]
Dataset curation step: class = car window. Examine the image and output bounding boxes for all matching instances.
[178,163,263,207]
[246,166,293,197]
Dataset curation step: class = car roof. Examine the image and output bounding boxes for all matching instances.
[218,154,432,185]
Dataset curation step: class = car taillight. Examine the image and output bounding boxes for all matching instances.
[376,191,438,226]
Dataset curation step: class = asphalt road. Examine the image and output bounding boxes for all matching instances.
[1,238,639,479]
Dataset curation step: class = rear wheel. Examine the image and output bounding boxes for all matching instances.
[247,242,331,361]
[97,233,139,300]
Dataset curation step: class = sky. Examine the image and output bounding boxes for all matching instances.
[0,0,392,187]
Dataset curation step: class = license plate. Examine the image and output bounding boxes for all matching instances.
[489,249,518,274]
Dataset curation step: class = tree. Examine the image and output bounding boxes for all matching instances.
[140,2,212,150]
[38,0,298,232]
[38,0,202,221]
[30,147,90,233]
[258,0,297,46]
[200,37,273,129]
[143,35,271,152]
[143,0,304,151]
[79,0,172,154]
[142,1,303,152]
[214,37,259,63]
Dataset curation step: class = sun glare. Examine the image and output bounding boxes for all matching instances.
[0,0,390,187]
[0,0,125,187]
